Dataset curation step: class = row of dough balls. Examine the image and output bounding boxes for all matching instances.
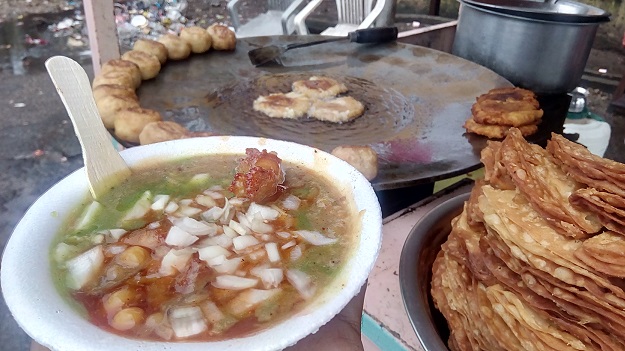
[92,24,236,145]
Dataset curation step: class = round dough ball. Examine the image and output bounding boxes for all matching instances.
[139,121,189,145]
[114,107,162,143]
[331,145,378,181]
[207,24,236,51]
[133,39,168,64]
[158,34,191,60]
[121,50,161,80]
[180,26,212,54]
[95,94,140,129]
[92,84,138,103]
[100,59,142,88]
[92,70,140,90]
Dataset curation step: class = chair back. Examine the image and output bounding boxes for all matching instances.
[335,0,375,25]
[268,0,295,11]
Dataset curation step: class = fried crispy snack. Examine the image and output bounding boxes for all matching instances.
[308,96,365,123]
[92,70,140,90]
[100,59,142,88]
[253,92,311,119]
[133,39,168,64]
[473,87,543,127]
[500,128,602,238]
[575,232,625,278]
[158,33,192,60]
[95,93,140,129]
[548,133,625,198]
[463,117,538,139]
[291,76,348,99]
[330,145,378,181]
[480,141,516,190]
[570,188,625,235]
[121,50,161,80]
[114,107,162,143]
[180,26,212,53]
[139,121,189,145]
[207,24,236,51]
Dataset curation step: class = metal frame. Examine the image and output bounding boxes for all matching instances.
[228,0,308,35]
[294,0,388,35]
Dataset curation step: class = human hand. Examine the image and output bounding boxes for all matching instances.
[285,284,366,351]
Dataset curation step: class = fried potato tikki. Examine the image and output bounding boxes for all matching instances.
[292,76,348,99]
[253,92,311,119]
[207,24,236,51]
[331,145,378,180]
[464,86,542,138]
[308,96,364,123]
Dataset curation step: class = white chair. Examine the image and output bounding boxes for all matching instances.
[294,0,389,36]
[228,0,308,38]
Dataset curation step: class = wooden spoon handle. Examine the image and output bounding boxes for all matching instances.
[45,56,131,199]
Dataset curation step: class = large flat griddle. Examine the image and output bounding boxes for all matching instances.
[137,35,560,191]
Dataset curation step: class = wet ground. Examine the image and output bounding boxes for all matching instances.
[1,1,625,350]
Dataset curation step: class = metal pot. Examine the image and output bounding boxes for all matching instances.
[452,0,607,94]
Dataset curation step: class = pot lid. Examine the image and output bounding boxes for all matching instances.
[461,0,610,23]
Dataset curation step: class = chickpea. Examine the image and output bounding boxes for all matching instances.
[103,287,135,315]
[110,307,145,331]
[116,246,149,268]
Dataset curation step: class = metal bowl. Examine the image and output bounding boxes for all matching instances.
[398,193,469,350]
[462,0,610,23]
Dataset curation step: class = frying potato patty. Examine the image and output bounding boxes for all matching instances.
[253,92,311,119]
[308,96,364,123]
[331,145,378,181]
[464,117,538,139]
[292,76,348,99]
[472,99,543,127]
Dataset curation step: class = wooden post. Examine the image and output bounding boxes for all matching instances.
[83,0,120,75]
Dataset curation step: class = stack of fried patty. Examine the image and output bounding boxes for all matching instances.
[463,87,543,139]
[432,129,625,351]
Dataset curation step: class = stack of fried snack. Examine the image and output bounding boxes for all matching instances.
[432,128,625,351]
[91,24,236,145]
[463,87,544,139]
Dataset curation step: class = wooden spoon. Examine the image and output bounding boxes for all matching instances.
[45,56,131,199]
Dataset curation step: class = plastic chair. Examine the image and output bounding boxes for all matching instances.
[294,0,389,36]
[228,0,308,37]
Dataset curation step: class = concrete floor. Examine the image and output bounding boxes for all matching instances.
[1,25,625,351]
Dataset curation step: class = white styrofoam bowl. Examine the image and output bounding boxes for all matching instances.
[1,136,382,351]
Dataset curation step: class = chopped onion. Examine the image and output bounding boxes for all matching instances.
[165,201,179,214]
[204,190,224,200]
[227,288,281,317]
[178,205,202,217]
[212,275,258,290]
[105,244,127,255]
[236,212,252,229]
[151,195,170,211]
[248,249,266,261]
[222,225,238,238]
[65,245,104,290]
[147,221,161,229]
[195,236,218,247]
[169,306,207,338]
[213,234,233,249]
[208,185,223,191]
[54,243,79,263]
[108,229,127,241]
[206,254,226,267]
[286,269,316,299]
[233,235,260,251]
[160,248,193,275]
[290,245,302,261]
[265,243,280,263]
[201,206,223,222]
[212,257,244,274]
[91,234,105,244]
[173,217,215,236]
[122,191,153,222]
[190,173,210,183]
[250,213,273,234]
[276,231,291,239]
[200,301,225,324]
[281,240,296,250]
[179,199,193,206]
[282,195,301,210]
[294,230,338,246]
[165,226,199,247]
[218,198,234,225]
[197,245,231,262]
[195,195,217,208]
[228,220,248,235]
[251,267,283,289]
[246,203,279,221]
[75,201,103,230]
[229,197,246,207]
